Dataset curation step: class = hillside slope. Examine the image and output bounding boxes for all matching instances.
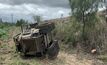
[0,26,105,65]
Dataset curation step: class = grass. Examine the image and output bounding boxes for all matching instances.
[0,23,106,65]
[10,60,30,65]
[97,55,107,62]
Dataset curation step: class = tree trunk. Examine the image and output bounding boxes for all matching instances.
[105,6,107,23]
[82,10,86,42]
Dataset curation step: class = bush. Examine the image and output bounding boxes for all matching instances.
[54,16,107,54]
[0,29,7,38]
[54,18,82,47]
[16,19,28,26]
[0,23,9,40]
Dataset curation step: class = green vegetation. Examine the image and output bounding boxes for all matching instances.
[0,0,107,65]
[53,1,107,58]
[33,15,42,24]
[69,0,100,47]
[54,18,81,47]
[0,23,10,40]
[16,19,28,26]
[0,19,28,40]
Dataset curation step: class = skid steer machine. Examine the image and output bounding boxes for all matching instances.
[13,22,59,59]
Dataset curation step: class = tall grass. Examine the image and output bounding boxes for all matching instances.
[54,18,82,47]
[54,16,107,54]
[0,23,14,40]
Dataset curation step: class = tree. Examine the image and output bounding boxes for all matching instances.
[0,18,3,23]
[102,0,107,22]
[33,15,42,24]
[16,19,27,26]
[69,0,101,41]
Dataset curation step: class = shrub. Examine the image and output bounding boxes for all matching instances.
[0,23,9,40]
[54,18,82,47]
[16,19,28,26]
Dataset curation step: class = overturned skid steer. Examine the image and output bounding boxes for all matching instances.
[13,22,59,59]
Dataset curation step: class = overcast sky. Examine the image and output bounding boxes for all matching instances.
[0,0,71,22]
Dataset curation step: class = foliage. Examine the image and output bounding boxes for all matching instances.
[33,15,42,24]
[68,0,105,52]
[16,19,28,26]
[69,0,100,40]
[0,29,7,39]
[0,23,9,40]
[54,18,82,47]
[54,0,106,53]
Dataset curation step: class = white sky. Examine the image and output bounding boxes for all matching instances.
[0,0,106,22]
[0,0,70,22]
